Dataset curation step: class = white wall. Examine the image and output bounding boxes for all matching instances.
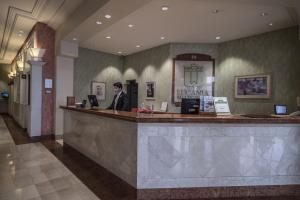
[55,56,74,135]
[55,40,78,137]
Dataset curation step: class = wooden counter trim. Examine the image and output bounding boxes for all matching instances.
[60,106,300,124]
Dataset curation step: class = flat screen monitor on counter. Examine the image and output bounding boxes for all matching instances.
[181,98,200,114]
[274,104,288,115]
[88,95,99,108]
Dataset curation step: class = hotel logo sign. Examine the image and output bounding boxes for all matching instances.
[184,64,204,86]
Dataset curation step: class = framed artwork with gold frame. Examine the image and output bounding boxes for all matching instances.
[234,74,271,99]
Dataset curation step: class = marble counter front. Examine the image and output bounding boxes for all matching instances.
[62,107,300,192]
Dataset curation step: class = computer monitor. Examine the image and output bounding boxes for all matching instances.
[88,95,99,108]
[1,92,9,98]
[274,104,288,115]
[181,98,200,114]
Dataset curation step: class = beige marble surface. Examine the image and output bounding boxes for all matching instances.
[64,110,138,187]
[63,109,300,189]
[137,123,300,188]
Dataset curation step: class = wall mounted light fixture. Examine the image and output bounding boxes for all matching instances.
[8,71,16,79]
[29,48,46,61]
[17,60,24,72]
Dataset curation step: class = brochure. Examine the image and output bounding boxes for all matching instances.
[200,96,215,113]
[213,97,231,115]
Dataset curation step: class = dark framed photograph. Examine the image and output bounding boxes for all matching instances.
[91,81,106,101]
[146,82,155,99]
[235,74,271,99]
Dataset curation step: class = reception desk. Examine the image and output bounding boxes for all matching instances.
[61,106,300,198]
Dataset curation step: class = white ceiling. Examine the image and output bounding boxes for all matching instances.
[0,0,83,64]
[65,0,300,56]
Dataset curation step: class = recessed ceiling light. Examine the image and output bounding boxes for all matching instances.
[73,37,77,41]
[105,14,111,19]
[118,51,123,54]
[136,45,141,48]
[269,22,273,26]
[128,24,134,28]
[212,9,219,14]
[216,36,221,40]
[161,36,165,40]
[161,6,169,11]
[106,36,111,39]
[96,21,102,25]
[261,12,268,17]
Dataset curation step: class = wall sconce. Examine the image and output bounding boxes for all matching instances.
[17,60,24,72]
[29,48,46,61]
[8,71,16,79]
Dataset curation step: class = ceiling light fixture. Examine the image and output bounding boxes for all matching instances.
[261,12,268,17]
[161,6,169,11]
[128,24,134,28]
[161,36,165,40]
[118,51,123,54]
[73,37,77,41]
[216,36,221,40]
[212,9,219,14]
[269,22,273,26]
[105,14,111,19]
[96,21,102,25]
[136,45,141,48]
[106,36,111,39]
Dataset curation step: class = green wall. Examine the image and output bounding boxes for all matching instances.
[122,43,219,112]
[123,44,173,111]
[74,47,123,108]
[74,26,300,114]
[216,26,300,114]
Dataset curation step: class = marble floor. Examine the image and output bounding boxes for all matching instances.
[0,116,99,200]
[1,114,300,200]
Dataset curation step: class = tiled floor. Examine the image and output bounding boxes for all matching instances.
[1,114,300,200]
[0,116,99,200]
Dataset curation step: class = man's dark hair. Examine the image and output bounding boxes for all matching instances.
[113,82,123,89]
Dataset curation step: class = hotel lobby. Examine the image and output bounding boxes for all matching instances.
[0,0,300,199]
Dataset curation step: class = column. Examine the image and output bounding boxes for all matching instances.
[27,61,45,137]
[55,40,78,137]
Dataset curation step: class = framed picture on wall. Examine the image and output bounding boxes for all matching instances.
[91,81,106,101]
[146,82,155,100]
[234,74,271,99]
[172,53,215,106]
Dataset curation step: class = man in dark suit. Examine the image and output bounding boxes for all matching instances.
[107,82,130,111]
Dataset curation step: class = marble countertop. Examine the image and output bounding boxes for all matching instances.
[60,106,300,124]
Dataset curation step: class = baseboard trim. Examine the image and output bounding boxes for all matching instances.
[137,185,300,199]
[54,134,63,140]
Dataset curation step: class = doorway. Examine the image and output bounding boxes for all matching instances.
[126,80,138,110]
